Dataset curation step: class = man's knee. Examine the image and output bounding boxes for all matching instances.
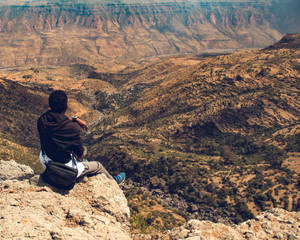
[83,161,101,172]
[81,161,113,179]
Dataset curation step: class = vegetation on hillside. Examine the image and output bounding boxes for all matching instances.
[85,45,300,231]
[0,36,299,234]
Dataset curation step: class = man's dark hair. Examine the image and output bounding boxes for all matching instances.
[49,90,68,113]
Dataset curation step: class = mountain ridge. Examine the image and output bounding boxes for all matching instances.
[0,0,299,69]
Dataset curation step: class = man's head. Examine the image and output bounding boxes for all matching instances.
[49,90,68,113]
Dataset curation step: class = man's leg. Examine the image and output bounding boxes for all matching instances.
[81,161,114,180]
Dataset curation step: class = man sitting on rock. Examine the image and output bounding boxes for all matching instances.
[37,90,125,187]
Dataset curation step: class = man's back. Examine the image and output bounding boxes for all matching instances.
[37,110,84,163]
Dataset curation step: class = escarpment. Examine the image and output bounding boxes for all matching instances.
[0,0,299,68]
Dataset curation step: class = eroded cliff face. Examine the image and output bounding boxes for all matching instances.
[0,0,299,68]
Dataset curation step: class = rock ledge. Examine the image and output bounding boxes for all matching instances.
[0,160,131,240]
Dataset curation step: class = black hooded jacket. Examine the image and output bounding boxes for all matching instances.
[37,110,84,163]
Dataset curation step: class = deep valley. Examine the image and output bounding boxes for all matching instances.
[0,0,299,236]
[0,33,299,234]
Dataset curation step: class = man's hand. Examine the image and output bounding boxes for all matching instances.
[72,117,88,131]
[77,118,88,131]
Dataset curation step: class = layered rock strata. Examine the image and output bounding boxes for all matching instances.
[0,0,299,68]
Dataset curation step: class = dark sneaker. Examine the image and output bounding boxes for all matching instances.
[114,172,126,184]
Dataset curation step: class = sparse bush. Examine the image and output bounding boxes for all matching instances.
[296,199,300,211]
[254,193,268,210]
[277,176,290,185]
[235,202,254,220]
[221,145,239,165]
[285,133,300,152]
[271,197,277,208]
[233,214,243,224]
[22,74,33,79]
[130,214,149,233]
[30,67,39,73]
[283,196,289,210]
[263,145,287,168]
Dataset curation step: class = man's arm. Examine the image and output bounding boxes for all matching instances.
[71,116,88,131]
[70,116,87,161]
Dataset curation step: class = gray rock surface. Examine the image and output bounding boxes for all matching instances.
[0,160,131,240]
[0,159,34,181]
[168,208,300,240]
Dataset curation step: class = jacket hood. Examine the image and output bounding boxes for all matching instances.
[38,110,69,134]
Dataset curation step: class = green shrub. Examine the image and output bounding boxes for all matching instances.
[254,193,268,210]
[277,176,290,185]
[235,202,254,220]
[22,74,33,79]
[296,199,300,211]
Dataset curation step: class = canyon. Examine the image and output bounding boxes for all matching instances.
[0,0,299,236]
[0,33,299,234]
[0,0,299,70]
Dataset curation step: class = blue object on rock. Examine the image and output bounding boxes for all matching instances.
[114,172,126,184]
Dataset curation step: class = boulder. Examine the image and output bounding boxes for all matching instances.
[0,160,34,181]
[0,160,131,240]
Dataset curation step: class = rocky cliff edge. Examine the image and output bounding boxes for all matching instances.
[0,160,299,240]
[0,160,131,240]
[167,210,300,240]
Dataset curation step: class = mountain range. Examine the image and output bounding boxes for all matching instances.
[0,0,299,70]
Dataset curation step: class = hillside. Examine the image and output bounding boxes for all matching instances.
[0,34,299,233]
[84,34,300,231]
[0,76,101,171]
[0,0,299,69]
[0,78,47,170]
[266,33,300,50]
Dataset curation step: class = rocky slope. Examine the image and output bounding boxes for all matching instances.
[0,160,299,240]
[266,33,300,50]
[167,208,300,240]
[0,0,299,68]
[0,160,131,239]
